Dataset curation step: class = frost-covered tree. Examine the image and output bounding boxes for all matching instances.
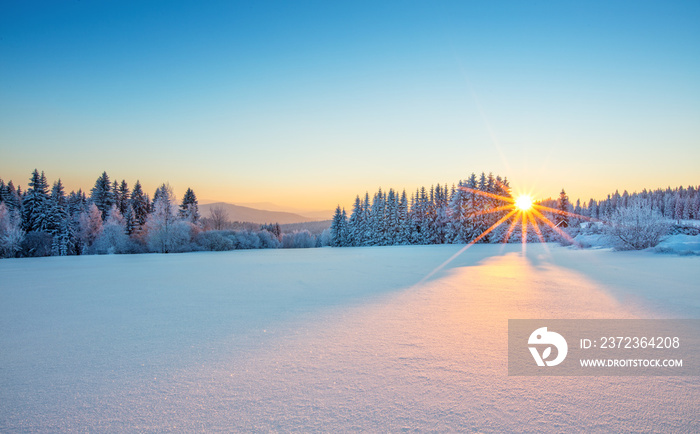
[385,189,398,245]
[116,180,130,215]
[260,223,282,240]
[46,180,75,256]
[152,183,175,211]
[232,230,262,249]
[556,189,571,228]
[316,228,332,247]
[0,180,22,211]
[178,188,200,223]
[129,181,149,234]
[46,181,67,229]
[0,202,25,258]
[22,169,50,232]
[419,186,436,244]
[469,173,496,243]
[52,215,76,256]
[93,205,130,254]
[361,193,372,244]
[78,203,104,252]
[329,205,348,247]
[282,230,315,248]
[432,184,450,244]
[90,172,114,220]
[605,199,670,250]
[347,196,364,246]
[123,205,135,235]
[674,196,684,223]
[111,180,120,212]
[397,189,411,245]
[447,180,469,243]
[67,189,87,217]
[588,199,598,220]
[258,229,281,248]
[145,194,192,253]
[370,188,387,245]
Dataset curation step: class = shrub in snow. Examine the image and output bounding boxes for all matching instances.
[282,230,315,248]
[669,223,700,236]
[316,228,331,247]
[146,219,193,253]
[233,230,262,249]
[605,200,670,250]
[0,202,25,258]
[194,229,280,251]
[294,230,315,248]
[195,230,235,251]
[258,230,281,249]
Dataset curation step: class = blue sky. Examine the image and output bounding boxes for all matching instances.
[1,1,698,209]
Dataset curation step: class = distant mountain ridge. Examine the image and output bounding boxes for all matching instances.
[199,202,320,225]
[234,202,333,221]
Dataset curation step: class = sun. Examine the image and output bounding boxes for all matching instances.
[515,195,533,211]
[418,182,595,282]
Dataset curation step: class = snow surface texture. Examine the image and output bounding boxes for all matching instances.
[1,245,699,432]
[656,234,700,255]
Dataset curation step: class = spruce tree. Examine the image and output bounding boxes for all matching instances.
[341,208,349,246]
[130,181,149,234]
[447,180,467,243]
[557,189,571,227]
[432,184,449,244]
[112,180,120,213]
[348,195,363,247]
[45,180,69,237]
[117,180,130,215]
[22,169,50,232]
[124,205,136,235]
[398,190,411,244]
[385,189,398,245]
[361,193,372,245]
[370,188,387,245]
[178,188,200,223]
[67,190,86,217]
[3,180,21,211]
[329,205,347,247]
[90,172,114,220]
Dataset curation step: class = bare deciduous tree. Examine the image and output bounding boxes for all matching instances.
[605,199,670,250]
[209,205,230,231]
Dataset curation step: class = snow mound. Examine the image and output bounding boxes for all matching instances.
[572,233,610,249]
[655,234,700,255]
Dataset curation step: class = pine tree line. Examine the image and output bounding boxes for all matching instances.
[329,179,700,248]
[2,168,697,257]
[571,186,700,223]
[0,170,202,257]
[0,169,324,258]
[330,172,516,247]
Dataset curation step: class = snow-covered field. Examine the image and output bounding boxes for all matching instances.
[1,245,699,432]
